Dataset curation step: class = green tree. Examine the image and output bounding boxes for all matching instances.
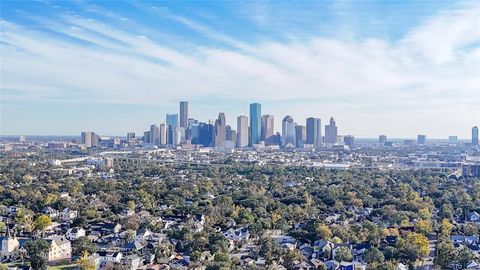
[334,246,353,262]
[364,247,385,264]
[72,236,98,257]
[434,241,456,268]
[33,214,52,236]
[26,239,50,270]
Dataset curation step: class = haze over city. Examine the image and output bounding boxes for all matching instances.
[1,1,479,137]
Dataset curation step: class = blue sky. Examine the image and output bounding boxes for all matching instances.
[1,0,479,138]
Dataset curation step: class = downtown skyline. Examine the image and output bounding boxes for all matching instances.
[1,1,479,137]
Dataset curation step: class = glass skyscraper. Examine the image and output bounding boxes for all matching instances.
[249,103,261,146]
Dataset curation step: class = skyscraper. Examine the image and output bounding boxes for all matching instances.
[150,124,160,145]
[159,124,166,145]
[249,103,261,146]
[282,115,295,147]
[261,114,274,145]
[306,117,321,147]
[81,131,92,148]
[295,125,306,148]
[473,126,479,146]
[417,135,426,145]
[236,116,248,148]
[214,112,227,147]
[325,117,338,144]
[379,135,387,144]
[166,113,178,144]
[179,101,188,129]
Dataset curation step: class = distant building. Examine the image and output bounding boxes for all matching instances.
[214,113,227,147]
[159,124,166,145]
[261,115,275,145]
[324,117,338,144]
[417,135,426,145]
[179,101,188,130]
[236,116,248,148]
[18,136,25,142]
[473,126,479,146]
[249,103,261,146]
[166,114,178,145]
[295,125,306,148]
[150,124,160,146]
[404,139,416,146]
[344,135,355,147]
[282,115,295,147]
[195,122,214,147]
[143,131,150,144]
[306,117,321,147]
[1,226,20,261]
[448,136,458,144]
[379,135,387,144]
[45,236,71,262]
[126,132,135,141]
[81,131,99,148]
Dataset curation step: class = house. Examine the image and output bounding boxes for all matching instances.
[60,208,77,222]
[121,254,143,270]
[352,242,371,262]
[43,207,59,219]
[467,261,480,269]
[451,235,479,245]
[95,251,123,268]
[468,211,480,223]
[223,227,250,242]
[121,241,145,253]
[313,240,334,259]
[45,235,71,262]
[90,222,122,235]
[65,227,86,241]
[339,261,367,270]
[136,229,152,241]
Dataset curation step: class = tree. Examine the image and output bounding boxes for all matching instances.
[456,247,475,269]
[315,223,333,240]
[77,251,96,270]
[435,240,456,268]
[414,219,432,236]
[398,233,429,262]
[440,218,452,237]
[72,236,98,257]
[334,246,352,262]
[26,239,49,270]
[364,247,385,264]
[0,221,6,233]
[33,215,52,236]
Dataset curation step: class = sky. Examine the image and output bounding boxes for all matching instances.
[1,0,479,138]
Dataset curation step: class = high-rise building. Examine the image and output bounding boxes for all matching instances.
[214,113,227,147]
[295,125,306,148]
[179,101,188,129]
[143,131,150,144]
[249,103,261,146]
[473,126,479,146]
[344,135,354,147]
[379,135,387,144]
[236,116,248,148]
[325,117,338,144]
[226,125,237,146]
[159,124,166,145]
[306,117,321,147]
[127,132,135,141]
[282,115,295,147]
[261,115,275,145]
[166,113,179,144]
[150,124,160,145]
[417,135,426,145]
[196,122,214,147]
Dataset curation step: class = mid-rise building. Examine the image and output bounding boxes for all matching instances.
[344,135,355,147]
[81,131,99,148]
[126,132,135,141]
[236,116,248,148]
[379,135,387,144]
[417,135,426,145]
[159,124,166,145]
[249,103,261,146]
[448,136,458,144]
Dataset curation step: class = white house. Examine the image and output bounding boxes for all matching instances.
[60,208,78,222]
[1,227,20,261]
[45,235,71,262]
[223,227,250,242]
[65,227,86,241]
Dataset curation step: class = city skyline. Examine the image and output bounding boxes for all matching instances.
[1,1,479,137]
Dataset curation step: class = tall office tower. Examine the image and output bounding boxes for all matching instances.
[306,117,321,147]
[166,113,179,144]
[197,122,214,147]
[249,103,261,146]
[159,124,166,145]
[236,116,249,148]
[417,135,426,145]
[179,101,188,129]
[282,115,296,147]
[81,131,92,148]
[214,113,227,147]
[473,126,479,146]
[143,131,150,143]
[325,117,338,144]
[91,132,100,147]
[173,127,185,145]
[379,135,387,144]
[150,124,160,145]
[127,132,135,141]
[295,125,306,148]
[344,135,355,147]
[261,114,275,144]
[448,136,458,144]
[189,121,200,143]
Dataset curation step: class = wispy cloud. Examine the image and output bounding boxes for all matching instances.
[0,1,479,136]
